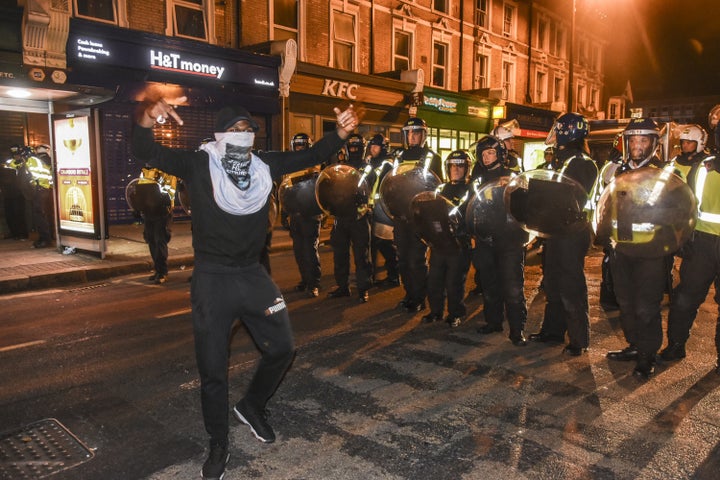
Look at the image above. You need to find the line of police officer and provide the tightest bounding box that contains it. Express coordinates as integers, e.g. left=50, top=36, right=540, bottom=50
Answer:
left=280, top=107, right=720, bottom=379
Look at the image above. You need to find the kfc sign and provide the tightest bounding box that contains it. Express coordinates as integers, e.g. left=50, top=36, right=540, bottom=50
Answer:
left=321, top=79, right=358, bottom=100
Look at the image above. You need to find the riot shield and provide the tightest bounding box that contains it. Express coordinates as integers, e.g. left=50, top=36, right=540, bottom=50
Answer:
left=410, top=191, right=463, bottom=253
left=504, top=169, right=589, bottom=238
left=595, top=167, right=697, bottom=258
left=125, top=178, right=172, bottom=218
left=379, top=164, right=441, bottom=223
left=466, top=177, right=529, bottom=245
left=315, top=164, right=370, bottom=218
left=279, top=169, right=322, bottom=217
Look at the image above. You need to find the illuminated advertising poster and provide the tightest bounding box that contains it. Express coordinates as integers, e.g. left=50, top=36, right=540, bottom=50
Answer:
left=54, top=117, right=95, bottom=234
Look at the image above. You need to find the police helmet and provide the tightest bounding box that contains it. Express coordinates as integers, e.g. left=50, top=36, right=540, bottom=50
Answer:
left=291, top=132, right=312, bottom=151
left=35, top=144, right=51, bottom=155
left=708, top=104, right=720, bottom=130
left=623, top=117, right=660, bottom=164
left=345, top=133, right=365, bottom=155
left=444, top=150, right=471, bottom=180
left=367, top=133, right=389, bottom=157
left=402, top=117, right=428, bottom=148
left=544, top=146, right=555, bottom=156
left=9, top=144, right=21, bottom=156
left=678, top=124, right=707, bottom=153
left=20, top=145, right=35, bottom=157
left=475, top=135, right=508, bottom=171
left=546, top=112, right=589, bottom=147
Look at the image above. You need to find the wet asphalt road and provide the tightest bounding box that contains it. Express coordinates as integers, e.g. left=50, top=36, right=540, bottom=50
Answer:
left=1, top=245, right=719, bottom=480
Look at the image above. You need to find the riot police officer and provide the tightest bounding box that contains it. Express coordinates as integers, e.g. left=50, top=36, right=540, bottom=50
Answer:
left=669, top=124, right=709, bottom=180
left=287, top=133, right=322, bottom=297
left=471, top=136, right=529, bottom=345
left=421, top=150, right=473, bottom=327
left=538, top=146, right=559, bottom=171
left=393, top=117, right=443, bottom=312
left=528, top=113, right=598, bottom=357
left=327, top=133, right=373, bottom=302
left=1, top=145, right=28, bottom=239
left=366, top=133, right=399, bottom=286
left=20, top=146, right=54, bottom=248
left=661, top=123, right=720, bottom=374
left=491, top=125, right=523, bottom=173
left=602, top=118, right=675, bottom=378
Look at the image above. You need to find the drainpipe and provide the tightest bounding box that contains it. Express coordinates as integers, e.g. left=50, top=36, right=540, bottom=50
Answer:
left=525, top=1, right=533, bottom=104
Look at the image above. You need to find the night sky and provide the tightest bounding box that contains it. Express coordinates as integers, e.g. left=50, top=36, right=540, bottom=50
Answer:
left=598, top=0, right=720, bottom=100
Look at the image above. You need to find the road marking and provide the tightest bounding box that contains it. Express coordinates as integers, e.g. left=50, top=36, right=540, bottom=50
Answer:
left=0, top=340, right=47, bottom=352
left=156, top=307, right=192, bottom=319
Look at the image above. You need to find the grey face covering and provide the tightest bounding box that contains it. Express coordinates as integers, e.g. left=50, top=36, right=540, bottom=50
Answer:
left=215, top=131, right=255, bottom=191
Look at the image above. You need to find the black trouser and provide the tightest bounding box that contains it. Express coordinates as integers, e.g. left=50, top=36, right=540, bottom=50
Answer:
left=289, top=213, right=321, bottom=289
left=473, top=240, right=527, bottom=332
left=600, top=247, right=618, bottom=307
left=3, top=192, right=27, bottom=238
left=32, top=187, right=52, bottom=242
left=330, top=213, right=372, bottom=292
left=143, top=213, right=172, bottom=276
left=394, top=220, right=428, bottom=304
left=667, top=231, right=720, bottom=354
left=371, top=235, right=398, bottom=282
left=539, top=224, right=592, bottom=348
left=191, top=261, right=295, bottom=446
left=611, top=250, right=668, bottom=356
left=427, top=246, right=471, bottom=318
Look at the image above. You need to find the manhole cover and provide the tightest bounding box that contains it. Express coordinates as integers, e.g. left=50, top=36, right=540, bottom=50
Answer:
left=0, top=418, right=95, bottom=479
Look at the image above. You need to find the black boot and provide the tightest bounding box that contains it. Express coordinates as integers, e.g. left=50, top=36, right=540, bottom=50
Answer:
left=328, top=286, right=351, bottom=298
left=633, top=352, right=656, bottom=380
left=477, top=323, right=503, bottom=334
left=659, top=342, right=686, bottom=361
left=606, top=344, right=638, bottom=361
left=509, top=329, right=527, bottom=347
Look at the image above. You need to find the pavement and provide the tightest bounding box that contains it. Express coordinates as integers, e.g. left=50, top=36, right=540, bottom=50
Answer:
left=0, top=221, right=329, bottom=294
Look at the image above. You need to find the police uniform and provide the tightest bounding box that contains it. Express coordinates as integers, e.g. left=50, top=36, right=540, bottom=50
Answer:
left=471, top=137, right=529, bottom=345
left=327, top=134, right=373, bottom=302
left=394, top=118, right=443, bottom=312
left=21, top=147, right=54, bottom=248
left=663, top=148, right=720, bottom=374
left=529, top=113, right=598, bottom=356
left=135, top=168, right=176, bottom=283
left=421, top=150, right=473, bottom=327
left=366, top=134, right=399, bottom=285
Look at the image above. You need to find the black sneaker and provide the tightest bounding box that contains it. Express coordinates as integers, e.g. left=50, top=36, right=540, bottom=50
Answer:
left=233, top=398, right=275, bottom=443
left=201, top=442, right=229, bottom=480
left=328, top=286, right=351, bottom=298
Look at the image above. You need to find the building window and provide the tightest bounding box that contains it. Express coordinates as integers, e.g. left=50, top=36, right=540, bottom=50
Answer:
left=167, top=0, right=215, bottom=42
left=503, top=4, right=515, bottom=37
left=272, top=0, right=298, bottom=42
left=577, top=84, right=586, bottom=108
left=394, top=31, right=412, bottom=71
left=474, top=53, right=488, bottom=89
left=432, top=42, right=448, bottom=88
left=332, top=10, right=356, bottom=71
left=535, top=71, right=547, bottom=103
left=475, top=0, right=489, bottom=29
left=74, top=0, right=127, bottom=26
left=537, top=18, right=548, bottom=52
left=502, top=60, right=514, bottom=100
left=554, top=77, right=563, bottom=102
left=552, top=25, right=565, bottom=58
left=433, top=0, right=449, bottom=14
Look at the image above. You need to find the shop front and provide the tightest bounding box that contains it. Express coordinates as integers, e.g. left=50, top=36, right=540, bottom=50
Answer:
left=288, top=63, right=417, bottom=152
left=501, top=102, right=560, bottom=171
left=1, top=14, right=282, bottom=256
left=417, top=87, right=497, bottom=161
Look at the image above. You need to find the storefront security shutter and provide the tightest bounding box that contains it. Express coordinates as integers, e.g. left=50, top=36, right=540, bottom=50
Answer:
left=100, top=103, right=216, bottom=224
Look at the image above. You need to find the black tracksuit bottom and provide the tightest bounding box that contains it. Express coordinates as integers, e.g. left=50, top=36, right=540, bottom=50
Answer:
left=394, top=220, right=428, bottom=304
left=538, top=224, right=592, bottom=348
left=191, top=260, right=295, bottom=446
left=667, top=231, right=720, bottom=355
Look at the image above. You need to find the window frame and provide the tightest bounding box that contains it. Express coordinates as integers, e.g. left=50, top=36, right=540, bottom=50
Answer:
left=535, top=70, right=547, bottom=103
left=165, top=0, right=216, bottom=44
left=330, top=7, right=358, bottom=72
left=474, top=52, right=489, bottom=90
left=433, top=0, right=450, bottom=15
left=475, top=0, right=489, bottom=29
left=73, top=0, right=128, bottom=27
left=501, top=59, right=515, bottom=101
left=393, top=29, right=413, bottom=72
left=270, top=0, right=301, bottom=46
left=502, top=3, right=516, bottom=38
left=431, top=41, right=449, bottom=89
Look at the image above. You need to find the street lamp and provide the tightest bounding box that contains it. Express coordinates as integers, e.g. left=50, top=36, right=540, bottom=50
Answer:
left=567, top=0, right=576, bottom=112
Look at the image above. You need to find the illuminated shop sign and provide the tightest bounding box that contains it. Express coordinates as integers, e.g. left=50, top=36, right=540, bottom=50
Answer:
left=321, top=79, right=358, bottom=100
left=424, top=95, right=457, bottom=113
left=68, top=32, right=277, bottom=88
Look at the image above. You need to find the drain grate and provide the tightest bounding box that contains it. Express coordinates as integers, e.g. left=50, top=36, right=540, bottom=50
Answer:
left=0, top=418, right=95, bottom=479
